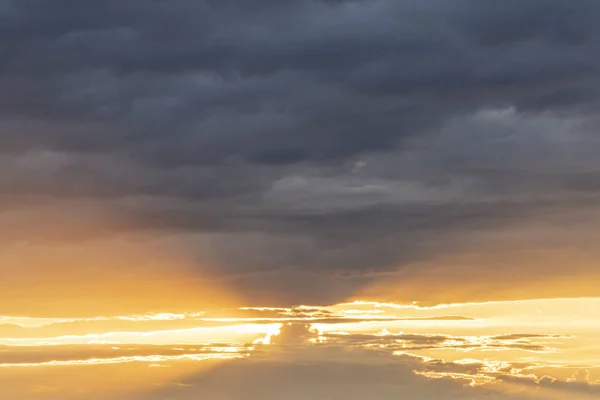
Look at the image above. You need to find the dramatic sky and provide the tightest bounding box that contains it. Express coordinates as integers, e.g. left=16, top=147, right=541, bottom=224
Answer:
left=1, top=0, right=599, bottom=399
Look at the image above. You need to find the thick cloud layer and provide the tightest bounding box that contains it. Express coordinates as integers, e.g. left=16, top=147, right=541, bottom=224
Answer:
left=1, top=0, right=600, bottom=308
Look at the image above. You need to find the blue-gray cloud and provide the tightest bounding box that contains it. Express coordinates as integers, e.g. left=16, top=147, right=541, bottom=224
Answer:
left=1, top=0, right=600, bottom=306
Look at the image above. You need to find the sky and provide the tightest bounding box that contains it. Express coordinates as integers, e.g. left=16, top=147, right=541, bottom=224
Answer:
left=1, top=0, right=599, bottom=399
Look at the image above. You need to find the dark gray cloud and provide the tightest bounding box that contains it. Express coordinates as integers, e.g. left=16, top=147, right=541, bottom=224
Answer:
left=1, top=0, right=600, bottom=306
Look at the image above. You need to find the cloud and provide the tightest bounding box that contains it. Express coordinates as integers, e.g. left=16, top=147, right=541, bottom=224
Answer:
left=1, top=320, right=598, bottom=399
left=0, top=343, right=245, bottom=367
left=139, top=345, right=501, bottom=400
left=1, top=0, right=600, bottom=309
left=322, top=331, right=564, bottom=353
left=139, top=331, right=598, bottom=400
left=497, top=370, right=600, bottom=396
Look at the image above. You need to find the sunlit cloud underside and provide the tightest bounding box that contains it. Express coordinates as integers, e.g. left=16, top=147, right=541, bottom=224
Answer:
left=1, top=298, right=599, bottom=399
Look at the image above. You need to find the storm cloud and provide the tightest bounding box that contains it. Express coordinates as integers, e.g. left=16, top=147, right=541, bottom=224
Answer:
left=1, top=0, right=600, bottom=309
